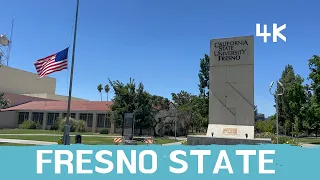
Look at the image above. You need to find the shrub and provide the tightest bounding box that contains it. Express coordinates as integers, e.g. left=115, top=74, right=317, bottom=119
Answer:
left=181, top=139, right=187, bottom=145
left=100, top=129, right=109, bottom=134
left=50, top=119, right=60, bottom=130
left=255, top=132, right=299, bottom=145
left=255, top=119, right=276, bottom=133
left=58, top=117, right=86, bottom=132
left=59, top=118, right=77, bottom=132
left=76, top=120, right=86, bottom=132
left=19, top=120, right=41, bottom=129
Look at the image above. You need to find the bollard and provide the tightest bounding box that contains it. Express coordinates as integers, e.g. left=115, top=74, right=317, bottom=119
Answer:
left=75, top=134, right=82, bottom=144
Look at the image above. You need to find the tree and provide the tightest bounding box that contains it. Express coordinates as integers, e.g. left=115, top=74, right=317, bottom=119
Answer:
left=276, top=65, right=306, bottom=135
left=133, top=83, right=154, bottom=135
left=308, top=55, right=320, bottom=93
left=302, top=97, right=320, bottom=137
left=97, top=84, right=103, bottom=101
left=254, top=105, right=258, bottom=120
left=108, top=78, right=137, bottom=121
left=198, top=54, right=210, bottom=98
left=197, top=54, right=210, bottom=128
left=172, top=91, right=198, bottom=136
left=305, top=55, right=320, bottom=137
left=149, top=95, right=171, bottom=136
left=0, top=93, right=9, bottom=109
left=104, top=84, right=110, bottom=101
left=108, top=78, right=171, bottom=136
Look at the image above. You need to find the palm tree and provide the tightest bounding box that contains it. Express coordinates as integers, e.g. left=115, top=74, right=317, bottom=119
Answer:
left=104, top=84, right=110, bottom=101
left=97, top=84, right=103, bottom=101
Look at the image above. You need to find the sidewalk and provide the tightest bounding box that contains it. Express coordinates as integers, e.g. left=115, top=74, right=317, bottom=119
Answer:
left=0, top=134, right=154, bottom=139
left=299, top=143, right=319, bottom=148
left=162, top=141, right=182, bottom=146
left=0, top=138, right=57, bottom=145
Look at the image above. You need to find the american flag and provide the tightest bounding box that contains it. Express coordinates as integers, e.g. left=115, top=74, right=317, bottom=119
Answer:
left=34, top=48, right=69, bottom=78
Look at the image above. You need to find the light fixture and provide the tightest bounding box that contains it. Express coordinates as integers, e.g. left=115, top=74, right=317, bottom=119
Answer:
left=0, top=35, right=10, bottom=46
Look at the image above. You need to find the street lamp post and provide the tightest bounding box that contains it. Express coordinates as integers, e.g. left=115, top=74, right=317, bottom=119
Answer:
left=269, top=81, right=285, bottom=144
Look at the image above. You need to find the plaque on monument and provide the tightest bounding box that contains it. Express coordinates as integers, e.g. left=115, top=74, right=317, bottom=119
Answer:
left=222, top=128, right=238, bottom=135
left=123, top=113, right=134, bottom=139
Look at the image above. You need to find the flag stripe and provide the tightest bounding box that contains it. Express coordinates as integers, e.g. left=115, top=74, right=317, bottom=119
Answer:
left=39, top=61, right=68, bottom=78
left=39, top=60, right=67, bottom=75
left=34, top=48, right=69, bottom=78
left=39, top=66, right=68, bottom=78
left=39, top=60, right=68, bottom=77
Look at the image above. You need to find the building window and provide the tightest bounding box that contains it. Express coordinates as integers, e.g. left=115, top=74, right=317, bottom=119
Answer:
left=106, top=114, right=111, bottom=127
left=62, top=113, right=75, bottom=119
left=97, top=114, right=111, bottom=128
left=80, top=113, right=93, bottom=127
left=32, top=112, right=44, bottom=125
left=18, top=112, right=29, bottom=124
left=97, top=114, right=105, bottom=128
left=47, top=113, right=59, bottom=125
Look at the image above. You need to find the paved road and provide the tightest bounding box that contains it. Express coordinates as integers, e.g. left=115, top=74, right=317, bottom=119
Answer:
left=0, top=138, right=57, bottom=145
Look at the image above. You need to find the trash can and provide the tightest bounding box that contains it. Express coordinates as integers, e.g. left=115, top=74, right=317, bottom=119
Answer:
left=75, top=134, right=82, bottom=144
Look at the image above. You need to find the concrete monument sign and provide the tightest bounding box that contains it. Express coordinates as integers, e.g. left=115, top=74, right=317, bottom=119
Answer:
left=207, top=35, right=255, bottom=139
left=123, top=113, right=134, bottom=139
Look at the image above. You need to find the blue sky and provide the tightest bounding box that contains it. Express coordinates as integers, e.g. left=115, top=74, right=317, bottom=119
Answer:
left=1, top=0, right=319, bottom=116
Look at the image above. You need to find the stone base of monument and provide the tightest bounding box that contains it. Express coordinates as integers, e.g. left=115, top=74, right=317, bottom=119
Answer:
left=187, top=124, right=271, bottom=145
left=206, top=124, right=256, bottom=139
left=124, top=140, right=138, bottom=145
left=187, top=135, right=271, bottom=145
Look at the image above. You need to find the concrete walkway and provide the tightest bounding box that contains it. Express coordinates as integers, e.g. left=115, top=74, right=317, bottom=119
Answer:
left=162, top=141, right=183, bottom=146
left=300, top=143, right=319, bottom=148
left=0, top=133, right=120, bottom=138
left=0, top=134, right=154, bottom=138
left=0, top=138, right=57, bottom=145
left=166, top=136, right=187, bottom=141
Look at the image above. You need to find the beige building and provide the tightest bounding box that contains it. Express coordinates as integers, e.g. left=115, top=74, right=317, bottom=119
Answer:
left=0, top=100, right=115, bottom=133
left=0, top=66, right=86, bottom=101
left=0, top=66, right=181, bottom=136
left=0, top=100, right=178, bottom=136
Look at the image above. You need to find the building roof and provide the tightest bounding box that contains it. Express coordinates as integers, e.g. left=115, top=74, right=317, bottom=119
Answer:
left=3, top=93, right=57, bottom=108
left=1, top=101, right=112, bottom=112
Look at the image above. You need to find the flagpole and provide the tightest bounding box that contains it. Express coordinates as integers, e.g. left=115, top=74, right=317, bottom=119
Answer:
left=63, top=0, right=80, bottom=145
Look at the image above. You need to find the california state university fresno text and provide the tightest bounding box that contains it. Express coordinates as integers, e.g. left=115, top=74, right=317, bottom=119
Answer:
left=213, top=40, right=248, bottom=61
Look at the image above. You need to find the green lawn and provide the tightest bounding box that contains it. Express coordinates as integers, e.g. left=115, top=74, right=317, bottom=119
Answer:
left=298, top=137, right=320, bottom=145
left=0, top=135, right=177, bottom=145
left=0, top=129, right=110, bottom=135
left=0, top=135, right=115, bottom=145
left=0, top=129, right=178, bottom=145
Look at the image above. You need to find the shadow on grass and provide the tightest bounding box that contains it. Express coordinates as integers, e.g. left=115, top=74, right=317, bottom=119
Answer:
left=310, top=142, right=320, bottom=145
